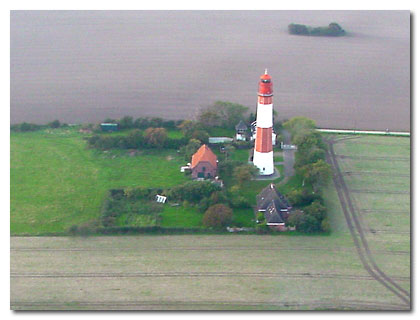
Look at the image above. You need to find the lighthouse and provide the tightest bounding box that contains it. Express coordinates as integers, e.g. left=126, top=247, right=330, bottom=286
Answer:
left=253, top=69, right=274, bottom=175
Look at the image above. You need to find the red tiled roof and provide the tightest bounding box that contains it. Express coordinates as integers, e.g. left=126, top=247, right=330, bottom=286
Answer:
left=191, top=144, right=217, bottom=169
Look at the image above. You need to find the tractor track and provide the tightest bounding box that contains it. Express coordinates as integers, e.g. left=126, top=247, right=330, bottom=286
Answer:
left=360, top=209, right=409, bottom=214
left=326, top=140, right=410, bottom=307
left=342, top=171, right=410, bottom=177
left=336, top=155, right=409, bottom=161
left=10, top=299, right=409, bottom=310
left=350, top=189, right=409, bottom=195
left=10, top=246, right=409, bottom=255
left=10, top=271, right=409, bottom=282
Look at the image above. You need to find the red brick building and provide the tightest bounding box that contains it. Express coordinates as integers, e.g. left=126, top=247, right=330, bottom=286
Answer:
left=191, top=145, right=218, bottom=179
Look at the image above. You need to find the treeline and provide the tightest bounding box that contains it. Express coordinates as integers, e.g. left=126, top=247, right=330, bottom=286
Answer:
left=283, top=116, right=332, bottom=233
left=87, top=128, right=189, bottom=150
left=288, top=22, right=345, bottom=37
left=11, top=119, right=66, bottom=132
left=99, top=116, right=183, bottom=130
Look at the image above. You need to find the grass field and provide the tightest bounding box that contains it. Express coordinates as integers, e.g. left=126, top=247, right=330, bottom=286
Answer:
left=11, top=233, right=408, bottom=310
left=333, top=135, right=410, bottom=293
left=11, top=128, right=189, bottom=234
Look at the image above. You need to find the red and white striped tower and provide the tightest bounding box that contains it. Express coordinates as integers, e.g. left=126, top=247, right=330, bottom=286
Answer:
left=253, top=69, right=274, bottom=175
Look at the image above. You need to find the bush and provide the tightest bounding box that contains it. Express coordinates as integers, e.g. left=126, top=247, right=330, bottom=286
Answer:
left=202, top=204, right=233, bottom=228
left=218, top=159, right=243, bottom=180
left=286, top=189, right=322, bottom=207
left=144, top=127, right=168, bottom=148
left=233, top=164, right=259, bottom=185
left=256, top=222, right=269, bottom=234
left=48, top=120, right=61, bottom=128
left=321, top=219, right=331, bottom=233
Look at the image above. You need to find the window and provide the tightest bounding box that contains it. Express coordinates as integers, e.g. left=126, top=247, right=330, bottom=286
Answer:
left=202, top=166, right=206, bottom=172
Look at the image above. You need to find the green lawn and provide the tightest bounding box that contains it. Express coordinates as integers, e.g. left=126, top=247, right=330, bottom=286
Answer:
left=11, top=128, right=189, bottom=235
left=160, top=205, right=204, bottom=228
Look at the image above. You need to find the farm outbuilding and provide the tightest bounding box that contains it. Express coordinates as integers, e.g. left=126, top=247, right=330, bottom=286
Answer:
left=190, top=144, right=218, bottom=179
left=100, top=123, right=118, bottom=132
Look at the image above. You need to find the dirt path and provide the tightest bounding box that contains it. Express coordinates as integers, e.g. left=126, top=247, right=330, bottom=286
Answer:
left=325, top=138, right=410, bottom=307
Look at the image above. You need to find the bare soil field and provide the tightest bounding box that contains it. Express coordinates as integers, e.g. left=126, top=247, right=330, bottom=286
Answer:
left=11, top=11, right=410, bottom=131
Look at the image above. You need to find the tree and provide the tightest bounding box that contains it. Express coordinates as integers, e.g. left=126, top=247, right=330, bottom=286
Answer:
left=125, top=129, right=144, bottom=149
left=286, top=189, right=323, bottom=207
left=294, top=146, right=326, bottom=167
left=217, top=159, right=242, bottom=180
left=304, top=200, right=327, bottom=222
left=288, top=23, right=309, bottom=35
left=177, top=120, right=196, bottom=137
left=198, top=101, right=249, bottom=129
left=299, top=215, right=321, bottom=233
left=233, top=164, right=259, bottom=185
left=286, top=210, right=305, bottom=228
left=48, top=120, right=61, bottom=128
left=287, top=210, right=321, bottom=233
left=180, top=138, right=202, bottom=161
left=197, top=109, right=221, bottom=128
left=118, top=116, right=134, bottom=129
left=144, top=127, right=168, bottom=148
left=202, top=204, right=233, bottom=228
left=191, top=130, right=209, bottom=144
left=283, top=116, right=316, bottom=137
left=300, top=160, right=332, bottom=190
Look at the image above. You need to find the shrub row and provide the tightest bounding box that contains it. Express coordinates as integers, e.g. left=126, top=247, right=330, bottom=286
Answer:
left=86, top=131, right=188, bottom=150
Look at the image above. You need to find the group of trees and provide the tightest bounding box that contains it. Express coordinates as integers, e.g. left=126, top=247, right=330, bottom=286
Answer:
left=284, top=117, right=332, bottom=192
left=87, top=128, right=189, bottom=150
left=102, top=116, right=184, bottom=130
left=197, top=101, right=249, bottom=130
left=283, top=116, right=332, bottom=233
left=11, top=119, right=66, bottom=132
left=288, top=22, right=346, bottom=37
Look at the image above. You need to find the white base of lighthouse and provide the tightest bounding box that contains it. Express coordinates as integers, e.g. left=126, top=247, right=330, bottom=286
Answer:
left=253, top=150, right=274, bottom=175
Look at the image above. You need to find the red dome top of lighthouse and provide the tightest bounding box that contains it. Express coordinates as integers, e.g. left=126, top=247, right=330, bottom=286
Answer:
left=258, top=69, right=273, bottom=96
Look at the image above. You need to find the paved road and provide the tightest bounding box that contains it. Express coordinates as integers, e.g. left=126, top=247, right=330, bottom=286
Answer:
left=280, top=129, right=295, bottom=178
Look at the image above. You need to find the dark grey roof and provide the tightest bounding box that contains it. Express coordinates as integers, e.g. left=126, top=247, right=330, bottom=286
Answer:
left=264, top=200, right=286, bottom=224
left=235, top=120, right=248, bottom=131
left=256, top=183, right=291, bottom=211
